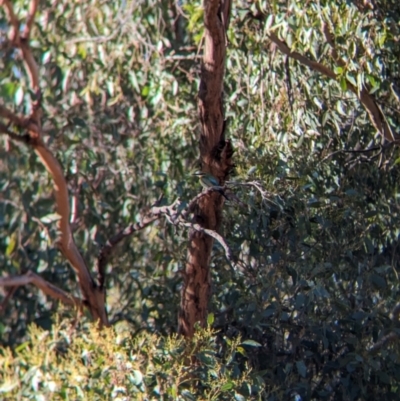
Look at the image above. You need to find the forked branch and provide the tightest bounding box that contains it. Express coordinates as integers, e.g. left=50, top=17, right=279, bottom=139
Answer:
left=96, top=194, right=239, bottom=286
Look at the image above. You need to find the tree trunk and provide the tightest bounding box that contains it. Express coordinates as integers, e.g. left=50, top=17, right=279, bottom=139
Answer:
left=178, top=0, right=233, bottom=337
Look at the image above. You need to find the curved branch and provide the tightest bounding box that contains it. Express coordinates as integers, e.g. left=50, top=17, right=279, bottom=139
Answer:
left=321, top=23, right=397, bottom=143
left=0, top=271, right=82, bottom=309
left=96, top=215, right=159, bottom=289
left=1, top=0, right=108, bottom=326
left=180, top=221, right=236, bottom=266
left=268, top=32, right=336, bottom=79
left=268, top=31, right=398, bottom=143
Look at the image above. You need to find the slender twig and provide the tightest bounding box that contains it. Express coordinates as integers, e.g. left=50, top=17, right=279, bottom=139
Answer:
left=165, top=54, right=202, bottom=61
left=368, top=331, right=399, bottom=353
left=319, top=145, right=381, bottom=165
left=66, top=31, right=122, bottom=45
left=0, top=286, right=17, bottom=312
left=96, top=215, right=160, bottom=289
left=226, top=180, right=281, bottom=208
left=368, top=302, right=400, bottom=353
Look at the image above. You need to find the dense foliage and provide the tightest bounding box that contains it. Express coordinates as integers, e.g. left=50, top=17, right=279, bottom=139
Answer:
left=0, top=320, right=264, bottom=400
left=2, top=0, right=400, bottom=399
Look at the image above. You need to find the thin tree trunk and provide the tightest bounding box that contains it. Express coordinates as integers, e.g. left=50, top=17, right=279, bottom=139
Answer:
left=178, top=0, right=233, bottom=337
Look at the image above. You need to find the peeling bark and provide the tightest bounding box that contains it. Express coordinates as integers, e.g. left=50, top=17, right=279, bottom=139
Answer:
left=179, top=0, right=233, bottom=337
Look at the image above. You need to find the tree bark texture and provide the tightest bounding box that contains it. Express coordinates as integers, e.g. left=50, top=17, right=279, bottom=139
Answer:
left=178, top=0, right=233, bottom=337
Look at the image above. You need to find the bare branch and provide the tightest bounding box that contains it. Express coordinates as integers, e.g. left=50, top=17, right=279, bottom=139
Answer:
left=368, top=302, right=400, bottom=353
left=0, top=123, right=31, bottom=144
left=369, top=331, right=399, bottom=354
left=96, top=215, right=160, bottom=289
left=21, top=45, right=40, bottom=93
left=268, top=32, right=336, bottom=79
left=1, top=1, right=108, bottom=326
left=95, top=198, right=182, bottom=287
left=1, top=0, right=20, bottom=41
left=66, top=32, right=121, bottom=45
left=0, top=286, right=17, bottom=312
left=165, top=54, right=202, bottom=61
left=95, top=189, right=239, bottom=292
left=2, top=0, right=40, bottom=93
left=391, top=302, right=400, bottom=320
left=0, top=105, right=31, bottom=128
left=24, top=0, right=39, bottom=39
left=321, top=23, right=397, bottom=143
left=268, top=31, right=399, bottom=143
left=0, top=271, right=82, bottom=309
left=180, top=221, right=236, bottom=266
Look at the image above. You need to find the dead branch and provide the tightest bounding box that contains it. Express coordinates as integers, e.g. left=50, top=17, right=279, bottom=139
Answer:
left=268, top=32, right=336, bottom=79
left=96, top=191, right=239, bottom=287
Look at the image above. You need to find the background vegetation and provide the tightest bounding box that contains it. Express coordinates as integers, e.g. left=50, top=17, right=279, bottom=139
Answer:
left=2, top=0, right=400, bottom=399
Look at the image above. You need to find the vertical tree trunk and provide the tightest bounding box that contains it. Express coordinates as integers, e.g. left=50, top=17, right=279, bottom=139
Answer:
left=178, top=0, right=233, bottom=337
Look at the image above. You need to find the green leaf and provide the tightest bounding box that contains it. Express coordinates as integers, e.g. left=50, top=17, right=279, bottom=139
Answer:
left=241, top=340, right=261, bottom=347
left=296, top=360, right=307, bottom=378
left=14, top=86, right=24, bottom=106
left=0, top=381, right=19, bottom=393
left=40, top=213, right=61, bottom=224
left=346, top=73, right=357, bottom=87
left=141, top=85, right=150, bottom=97
left=369, top=273, right=386, bottom=289
left=340, top=76, right=347, bottom=91
left=221, top=382, right=234, bottom=392
left=130, top=370, right=143, bottom=386
left=5, top=233, right=17, bottom=256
